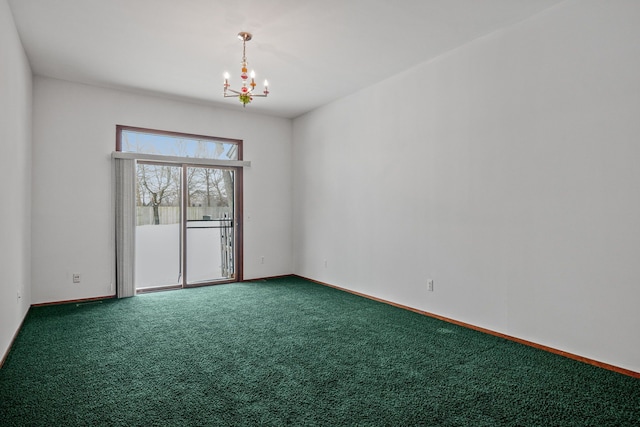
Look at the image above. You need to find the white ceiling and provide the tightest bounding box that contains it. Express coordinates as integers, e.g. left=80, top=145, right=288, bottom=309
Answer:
left=8, top=0, right=564, bottom=118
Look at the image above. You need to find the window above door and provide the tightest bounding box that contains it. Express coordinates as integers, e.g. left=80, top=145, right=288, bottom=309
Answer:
left=116, top=125, right=242, bottom=161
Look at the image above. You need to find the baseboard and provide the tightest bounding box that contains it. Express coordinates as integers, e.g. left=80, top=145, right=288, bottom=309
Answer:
left=0, top=306, right=31, bottom=369
left=295, top=275, right=640, bottom=379
left=243, top=274, right=295, bottom=283
left=31, top=294, right=115, bottom=307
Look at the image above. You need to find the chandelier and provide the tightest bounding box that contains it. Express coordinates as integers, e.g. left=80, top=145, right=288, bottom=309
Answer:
left=223, top=32, right=269, bottom=106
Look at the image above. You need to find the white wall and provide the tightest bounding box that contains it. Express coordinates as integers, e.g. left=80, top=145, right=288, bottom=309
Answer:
left=292, top=0, right=640, bottom=373
left=0, top=0, right=32, bottom=360
left=32, top=77, right=292, bottom=304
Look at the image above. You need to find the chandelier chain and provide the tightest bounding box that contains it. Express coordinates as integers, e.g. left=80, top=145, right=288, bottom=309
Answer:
left=242, top=40, right=247, bottom=64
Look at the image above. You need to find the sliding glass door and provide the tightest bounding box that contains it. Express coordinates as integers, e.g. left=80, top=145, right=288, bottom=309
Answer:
left=135, top=162, right=239, bottom=292
left=185, top=166, right=235, bottom=284
left=135, top=162, right=182, bottom=291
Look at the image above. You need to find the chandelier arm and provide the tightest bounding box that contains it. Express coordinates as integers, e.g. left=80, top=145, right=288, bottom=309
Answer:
left=225, top=91, right=267, bottom=99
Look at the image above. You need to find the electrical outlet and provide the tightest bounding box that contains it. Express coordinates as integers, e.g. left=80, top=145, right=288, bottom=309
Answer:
left=427, top=279, right=434, bottom=292
left=324, top=260, right=328, bottom=268
left=73, top=273, right=81, bottom=284
left=261, top=256, right=265, bottom=264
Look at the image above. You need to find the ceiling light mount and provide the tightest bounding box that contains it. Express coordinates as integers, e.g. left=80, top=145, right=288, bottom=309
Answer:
left=223, top=31, right=269, bottom=107
left=237, top=31, right=252, bottom=42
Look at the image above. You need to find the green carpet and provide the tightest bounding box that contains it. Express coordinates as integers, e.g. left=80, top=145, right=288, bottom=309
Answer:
left=1, top=276, right=638, bottom=426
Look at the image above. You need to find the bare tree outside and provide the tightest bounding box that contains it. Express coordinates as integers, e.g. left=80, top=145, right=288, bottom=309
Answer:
left=137, top=164, right=180, bottom=225
left=189, top=141, right=234, bottom=209
left=123, top=129, right=236, bottom=222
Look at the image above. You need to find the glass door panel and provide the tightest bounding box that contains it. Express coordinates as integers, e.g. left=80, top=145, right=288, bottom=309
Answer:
left=135, top=163, right=182, bottom=290
left=185, top=167, right=235, bottom=284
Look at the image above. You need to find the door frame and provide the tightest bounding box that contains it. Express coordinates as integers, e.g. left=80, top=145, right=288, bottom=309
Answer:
left=116, top=125, right=244, bottom=292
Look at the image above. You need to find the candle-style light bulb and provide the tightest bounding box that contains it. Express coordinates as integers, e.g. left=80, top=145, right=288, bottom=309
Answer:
left=250, top=70, right=256, bottom=88
left=223, top=72, right=230, bottom=95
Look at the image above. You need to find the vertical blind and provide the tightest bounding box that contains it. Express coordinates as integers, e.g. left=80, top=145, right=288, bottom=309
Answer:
left=114, top=157, right=136, bottom=298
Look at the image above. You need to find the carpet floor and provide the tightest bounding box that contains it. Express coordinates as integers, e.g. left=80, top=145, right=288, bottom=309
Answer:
left=1, top=276, right=638, bottom=426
